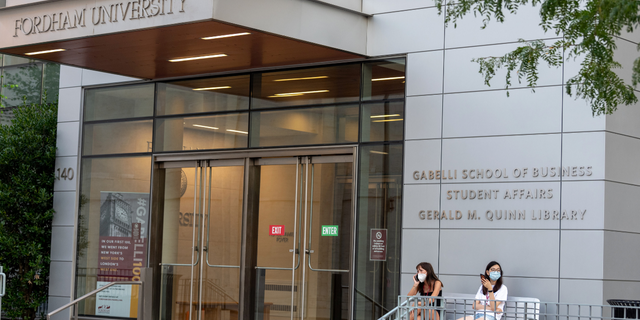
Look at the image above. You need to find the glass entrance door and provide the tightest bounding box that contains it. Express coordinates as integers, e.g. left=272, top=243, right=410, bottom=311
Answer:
left=255, top=156, right=353, bottom=320
left=155, top=151, right=355, bottom=320
left=159, top=160, right=244, bottom=320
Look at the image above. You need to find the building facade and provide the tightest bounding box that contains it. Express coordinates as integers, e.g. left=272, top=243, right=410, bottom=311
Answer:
left=0, top=53, right=59, bottom=125
left=1, top=0, right=639, bottom=319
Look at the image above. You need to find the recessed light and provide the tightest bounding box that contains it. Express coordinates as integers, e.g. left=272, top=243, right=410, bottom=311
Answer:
left=372, top=119, right=404, bottom=122
left=192, top=86, right=231, bottom=91
left=268, top=90, right=329, bottom=98
left=370, top=114, right=401, bottom=118
left=169, top=54, right=227, bottom=62
left=371, top=76, right=405, bottom=81
left=202, top=32, right=250, bottom=40
left=25, top=49, right=65, bottom=55
left=370, top=150, right=388, bottom=155
left=193, top=124, right=219, bottom=130
left=226, top=129, right=248, bottom=134
left=274, top=76, right=328, bottom=82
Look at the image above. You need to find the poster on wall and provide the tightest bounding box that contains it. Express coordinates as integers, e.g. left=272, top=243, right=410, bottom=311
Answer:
left=95, top=282, right=134, bottom=318
left=95, top=192, right=149, bottom=318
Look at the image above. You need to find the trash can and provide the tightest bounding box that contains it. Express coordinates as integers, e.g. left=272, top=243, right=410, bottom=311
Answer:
left=607, top=300, right=640, bottom=319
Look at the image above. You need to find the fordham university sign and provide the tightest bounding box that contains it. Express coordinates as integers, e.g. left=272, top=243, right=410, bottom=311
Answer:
left=13, top=0, right=187, bottom=37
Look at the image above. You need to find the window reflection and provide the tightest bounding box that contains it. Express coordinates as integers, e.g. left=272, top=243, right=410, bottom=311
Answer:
left=43, top=63, right=61, bottom=104
left=156, top=75, right=250, bottom=116
left=1, top=64, right=43, bottom=107
left=249, top=105, right=359, bottom=147
left=84, top=84, right=155, bottom=121
left=75, top=156, right=152, bottom=315
left=83, top=120, right=153, bottom=155
left=361, top=101, right=404, bottom=142
left=363, top=59, right=406, bottom=101
left=155, top=113, right=249, bottom=152
left=252, top=64, right=361, bottom=109
left=355, top=144, right=403, bottom=319
left=2, top=54, right=35, bottom=66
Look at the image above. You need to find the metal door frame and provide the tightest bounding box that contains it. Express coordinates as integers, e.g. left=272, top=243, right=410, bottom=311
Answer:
left=152, top=145, right=359, bottom=320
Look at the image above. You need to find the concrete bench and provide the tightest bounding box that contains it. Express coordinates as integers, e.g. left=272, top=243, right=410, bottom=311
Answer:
left=442, top=293, right=540, bottom=320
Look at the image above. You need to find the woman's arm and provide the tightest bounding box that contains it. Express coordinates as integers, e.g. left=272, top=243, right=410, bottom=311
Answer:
left=493, top=286, right=508, bottom=313
left=407, top=284, right=419, bottom=296
left=408, top=274, right=420, bottom=296
left=486, top=291, right=497, bottom=311
left=482, top=278, right=498, bottom=311
left=473, top=285, right=486, bottom=310
left=427, top=280, right=442, bottom=303
left=430, top=281, right=442, bottom=297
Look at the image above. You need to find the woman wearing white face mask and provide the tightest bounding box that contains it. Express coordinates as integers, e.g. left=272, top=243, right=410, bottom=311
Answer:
left=408, top=262, right=443, bottom=320
left=458, top=261, right=508, bottom=320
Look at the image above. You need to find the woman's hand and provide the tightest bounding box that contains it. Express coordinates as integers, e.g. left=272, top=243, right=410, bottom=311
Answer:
left=481, top=277, right=492, bottom=290
left=407, top=274, right=420, bottom=296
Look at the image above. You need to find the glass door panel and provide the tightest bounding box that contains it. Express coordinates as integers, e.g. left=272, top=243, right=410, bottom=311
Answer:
left=159, top=164, right=202, bottom=320
left=201, top=165, right=244, bottom=318
left=255, top=162, right=302, bottom=320
left=255, top=156, right=353, bottom=320
left=304, top=161, right=352, bottom=320
left=159, top=161, right=244, bottom=320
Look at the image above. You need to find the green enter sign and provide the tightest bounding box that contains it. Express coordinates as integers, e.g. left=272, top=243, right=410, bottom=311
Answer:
left=321, top=225, right=339, bottom=236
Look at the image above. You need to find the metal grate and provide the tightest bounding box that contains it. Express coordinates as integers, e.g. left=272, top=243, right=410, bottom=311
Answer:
left=265, top=284, right=297, bottom=292
left=271, top=305, right=298, bottom=312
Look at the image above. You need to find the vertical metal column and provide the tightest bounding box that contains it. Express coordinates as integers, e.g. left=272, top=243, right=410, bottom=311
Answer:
left=238, top=158, right=261, bottom=320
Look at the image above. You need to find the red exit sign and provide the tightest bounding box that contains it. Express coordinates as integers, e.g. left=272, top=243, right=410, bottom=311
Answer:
left=269, top=225, right=285, bottom=236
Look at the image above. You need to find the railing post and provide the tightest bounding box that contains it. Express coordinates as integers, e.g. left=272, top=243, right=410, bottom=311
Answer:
left=74, top=302, right=79, bottom=320
left=137, top=270, right=145, bottom=320
left=0, top=265, right=5, bottom=318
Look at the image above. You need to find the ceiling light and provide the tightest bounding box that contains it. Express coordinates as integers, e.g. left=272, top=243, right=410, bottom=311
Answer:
left=370, top=150, right=388, bottom=155
left=193, top=124, right=219, bottom=130
left=202, top=32, right=250, bottom=40
left=371, top=76, right=405, bottom=81
left=268, top=90, right=329, bottom=98
left=370, top=114, right=400, bottom=118
left=372, top=119, right=404, bottom=122
left=274, top=76, right=328, bottom=82
left=25, top=49, right=65, bottom=55
left=226, top=129, right=248, bottom=134
left=169, top=54, right=227, bottom=62
left=192, top=86, right=231, bottom=91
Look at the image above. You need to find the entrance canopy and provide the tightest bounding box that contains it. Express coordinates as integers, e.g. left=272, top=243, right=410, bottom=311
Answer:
left=0, top=0, right=366, bottom=79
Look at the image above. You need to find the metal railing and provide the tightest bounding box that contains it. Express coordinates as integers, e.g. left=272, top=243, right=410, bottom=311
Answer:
left=379, top=296, right=640, bottom=320
left=46, top=281, right=143, bottom=320
left=357, top=288, right=391, bottom=314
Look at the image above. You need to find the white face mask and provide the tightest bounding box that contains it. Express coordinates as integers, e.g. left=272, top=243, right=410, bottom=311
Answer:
left=418, top=273, right=427, bottom=282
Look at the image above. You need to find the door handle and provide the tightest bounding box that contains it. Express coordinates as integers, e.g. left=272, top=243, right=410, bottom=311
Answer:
left=305, top=249, right=314, bottom=254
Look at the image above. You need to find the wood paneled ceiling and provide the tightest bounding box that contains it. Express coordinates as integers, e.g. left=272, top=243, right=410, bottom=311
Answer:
left=0, top=20, right=363, bottom=80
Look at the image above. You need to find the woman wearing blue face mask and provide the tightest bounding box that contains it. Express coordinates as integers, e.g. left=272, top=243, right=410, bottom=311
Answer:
left=459, top=261, right=508, bottom=320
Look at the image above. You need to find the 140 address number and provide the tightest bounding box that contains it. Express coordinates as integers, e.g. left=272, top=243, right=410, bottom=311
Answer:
left=56, top=167, right=74, bottom=181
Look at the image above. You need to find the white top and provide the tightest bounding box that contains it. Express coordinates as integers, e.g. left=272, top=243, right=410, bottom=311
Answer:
left=474, top=284, right=509, bottom=320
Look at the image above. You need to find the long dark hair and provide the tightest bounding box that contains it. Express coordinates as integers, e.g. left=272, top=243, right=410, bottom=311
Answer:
left=482, top=261, right=503, bottom=295
left=416, top=262, right=442, bottom=294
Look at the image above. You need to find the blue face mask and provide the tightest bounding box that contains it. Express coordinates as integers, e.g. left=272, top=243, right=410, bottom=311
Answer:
left=489, top=271, right=501, bottom=281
